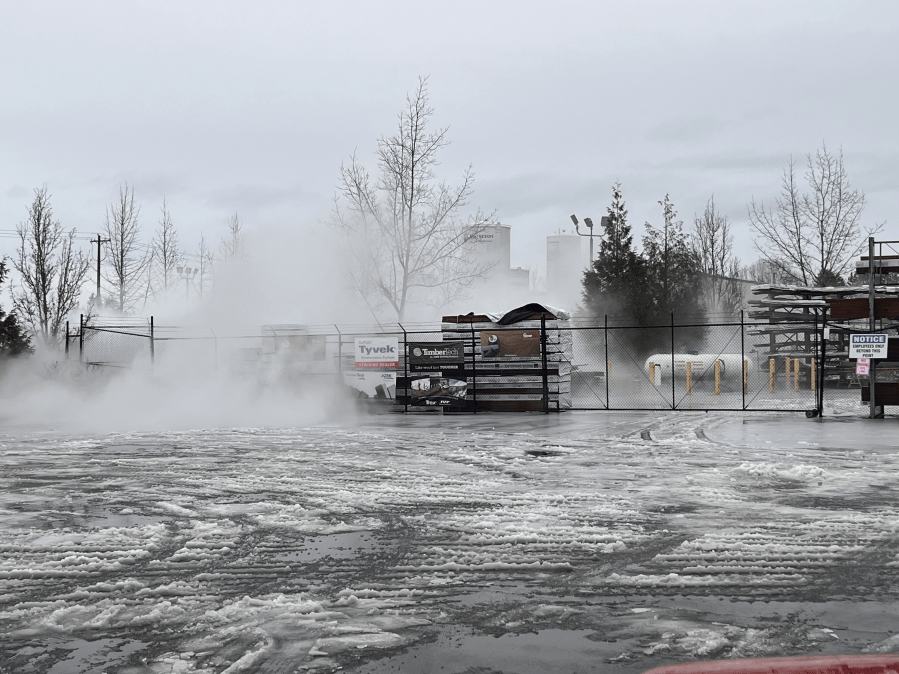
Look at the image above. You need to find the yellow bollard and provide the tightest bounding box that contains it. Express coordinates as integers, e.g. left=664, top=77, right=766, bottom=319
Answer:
left=811, top=358, right=816, bottom=391
left=769, top=358, right=775, bottom=392
left=794, top=359, right=800, bottom=392
left=785, top=357, right=792, bottom=389
left=649, top=361, right=655, bottom=385
left=743, top=359, right=748, bottom=395
left=686, top=361, right=692, bottom=395
left=715, top=360, right=721, bottom=395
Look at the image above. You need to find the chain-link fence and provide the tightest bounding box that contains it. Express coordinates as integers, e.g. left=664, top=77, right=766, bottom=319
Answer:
left=79, top=324, right=154, bottom=369
left=63, top=315, right=892, bottom=415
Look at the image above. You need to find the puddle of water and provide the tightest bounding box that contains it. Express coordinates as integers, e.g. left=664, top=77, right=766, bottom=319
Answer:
left=46, top=637, right=145, bottom=674
left=79, top=509, right=165, bottom=529
left=352, top=627, right=630, bottom=674
left=275, top=531, right=381, bottom=561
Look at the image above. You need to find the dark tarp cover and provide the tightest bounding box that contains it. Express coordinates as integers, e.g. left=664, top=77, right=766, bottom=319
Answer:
left=496, top=303, right=569, bottom=325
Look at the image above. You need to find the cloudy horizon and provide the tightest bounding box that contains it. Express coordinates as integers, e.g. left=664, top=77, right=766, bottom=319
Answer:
left=2, top=0, right=897, bottom=305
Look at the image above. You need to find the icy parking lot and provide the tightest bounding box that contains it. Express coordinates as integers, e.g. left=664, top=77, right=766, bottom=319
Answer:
left=1, top=411, right=898, bottom=673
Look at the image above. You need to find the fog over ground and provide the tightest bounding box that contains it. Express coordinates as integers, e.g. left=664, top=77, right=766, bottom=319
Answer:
left=1, top=0, right=897, bottom=290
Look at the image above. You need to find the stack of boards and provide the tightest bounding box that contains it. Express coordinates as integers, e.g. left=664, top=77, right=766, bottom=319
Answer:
left=397, top=310, right=573, bottom=412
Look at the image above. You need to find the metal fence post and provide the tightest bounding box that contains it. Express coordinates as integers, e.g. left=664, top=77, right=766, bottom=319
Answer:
left=541, top=313, right=549, bottom=413
left=335, top=325, right=342, bottom=385
left=868, top=236, right=878, bottom=417
left=670, top=312, right=675, bottom=410
left=65, top=320, right=70, bottom=359
left=740, top=310, right=746, bottom=409
left=818, top=308, right=826, bottom=417
left=604, top=315, right=609, bottom=409
left=79, top=314, right=84, bottom=363
left=150, top=316, right=155, bottom=366
left=401, top=325, right=408, bottom=414
left=470, top=326, right=477, bottom=414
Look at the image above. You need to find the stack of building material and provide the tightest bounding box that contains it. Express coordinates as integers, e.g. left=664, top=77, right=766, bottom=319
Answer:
left=439, top=305, right=573, bottom=412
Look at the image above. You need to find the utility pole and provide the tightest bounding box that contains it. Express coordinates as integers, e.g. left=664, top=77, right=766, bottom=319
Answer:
left=91, top=234, right=110, bottom=306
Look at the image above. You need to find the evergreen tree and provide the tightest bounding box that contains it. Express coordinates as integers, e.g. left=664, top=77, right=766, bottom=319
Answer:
left=581, top=182, right=645, bottom=320
left=0, top=259, right=33, bottom=357
left=641, top=195, right=704, bottom=323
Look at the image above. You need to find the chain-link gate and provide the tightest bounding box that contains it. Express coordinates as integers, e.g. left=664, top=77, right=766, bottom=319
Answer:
left=63, top=313, right=889, bottom=416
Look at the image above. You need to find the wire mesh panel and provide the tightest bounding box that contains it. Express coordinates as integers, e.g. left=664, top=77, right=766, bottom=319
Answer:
left=671, top=323, right=744, bottom=411
left=606, top=325, right=673, bottom=410
left=570, top=326, right=607, bottom=409
left=397, top=329, right=450, bottom=410
left=82, top=326, right=152, bottom=369
left=742, top=320, right=820, bottom=412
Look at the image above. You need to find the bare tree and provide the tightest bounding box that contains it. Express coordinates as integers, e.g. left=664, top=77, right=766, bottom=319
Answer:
left=329, top=77, right=492, bottom=321
left=218, top=213, right=243, bottom=261
left=12, top=186, right=90, bottom=344
left=195, top=233, right=214, bottom=299
left=150, top=198, right=183, bottom=300
left=103, top=183, right=150, bottom=312
left=741, top=258, right=796, bottom=285
left=748, top=144, right=882, bottom=286
left=692, top=195, right=744, bottom=315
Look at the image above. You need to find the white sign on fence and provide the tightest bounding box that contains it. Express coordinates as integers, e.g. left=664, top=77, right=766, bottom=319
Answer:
left=856, top=357, right=870, bottom=376
left=849, top=334, right=888, bottom=359
left=354, top=337, right=399, bottom=369
left=344, top=371, right=396, bottom=398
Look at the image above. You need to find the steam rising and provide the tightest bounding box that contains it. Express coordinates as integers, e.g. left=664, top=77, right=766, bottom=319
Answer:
left=0, top=223, right=382, bottom=433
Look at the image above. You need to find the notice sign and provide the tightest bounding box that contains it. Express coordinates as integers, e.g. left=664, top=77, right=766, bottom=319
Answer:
left=480, top=330, right=541, bottom=358
left=849, top=334, right=888, bottom=359
left=354, top=337, right=399, bottom=369
left=408, top=341, right=464, bottom=371
left=856, top=358, right=870, bottom=376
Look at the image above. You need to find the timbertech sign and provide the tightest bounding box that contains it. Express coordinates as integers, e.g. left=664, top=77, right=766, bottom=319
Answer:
left=408, top=341, right=464, bottom=371
left=849, top=334, right=888, bottom=359
left=354, top=337, right=399, bottom=369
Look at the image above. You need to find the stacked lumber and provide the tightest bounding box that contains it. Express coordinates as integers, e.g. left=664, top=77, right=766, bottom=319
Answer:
left=436, top=310, right=573, bottom=412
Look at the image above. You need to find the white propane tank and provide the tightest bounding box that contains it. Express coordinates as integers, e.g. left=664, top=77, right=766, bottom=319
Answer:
left=643, top=354, right=748, bottom=380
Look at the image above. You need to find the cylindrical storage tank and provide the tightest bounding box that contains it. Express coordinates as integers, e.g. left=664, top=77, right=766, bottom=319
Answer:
left=469, top=223, right=511, bottom=273
left=643, top=354, right=748, bottom=380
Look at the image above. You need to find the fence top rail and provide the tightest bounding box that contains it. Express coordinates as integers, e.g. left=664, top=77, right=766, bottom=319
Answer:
left=83, top=327, right=152, bottom=339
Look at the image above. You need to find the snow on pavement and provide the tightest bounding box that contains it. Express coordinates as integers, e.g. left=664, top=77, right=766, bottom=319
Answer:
left=0, top=412, right=897, bottom=673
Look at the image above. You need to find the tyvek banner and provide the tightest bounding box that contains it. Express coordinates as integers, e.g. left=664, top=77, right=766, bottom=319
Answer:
left=354, top=337, right=399, bottom=369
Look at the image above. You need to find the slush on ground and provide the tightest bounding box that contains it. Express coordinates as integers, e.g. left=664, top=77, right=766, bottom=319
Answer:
left=0, top=412, right=897, bottom=673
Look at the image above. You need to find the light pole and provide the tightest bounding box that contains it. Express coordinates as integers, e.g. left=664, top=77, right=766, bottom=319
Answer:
left=570, top=214, right=609, bottom=265
left=177, top=266, right=198, bottom=300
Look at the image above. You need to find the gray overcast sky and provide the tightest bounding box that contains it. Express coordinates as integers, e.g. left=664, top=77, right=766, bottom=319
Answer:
left=1, top=0, right=897, bottom=274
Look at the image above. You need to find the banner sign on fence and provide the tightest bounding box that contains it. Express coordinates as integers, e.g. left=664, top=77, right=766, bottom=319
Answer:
left=856, top=357, right=870, bottom=376
left=408, top=341, right=464, bottom=371
left=344, top=371, right=396, bottom=399
left=480, top=330, right=541, bottom=358
left=354, top=337, right=399, bottom=369
left=410, top=376, right=467, bottom=407
left=849, top=334, right=888, bottom=359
